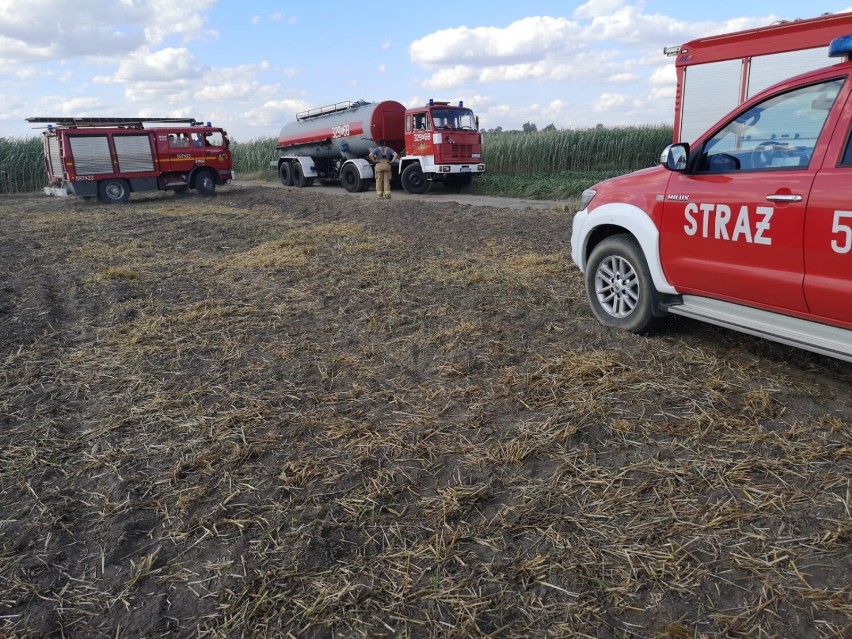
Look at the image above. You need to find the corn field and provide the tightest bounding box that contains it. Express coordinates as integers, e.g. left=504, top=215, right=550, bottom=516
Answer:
left=0, top=126, right=673, bottom=194
left=482, top=125, right=673, bottom=174
left=0, top=137, right=45, bottom=194
left=230, top=137, right=278, bottom=181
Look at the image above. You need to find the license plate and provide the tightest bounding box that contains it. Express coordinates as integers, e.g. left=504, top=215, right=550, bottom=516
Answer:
left=461, top=167, right=470, bottom=173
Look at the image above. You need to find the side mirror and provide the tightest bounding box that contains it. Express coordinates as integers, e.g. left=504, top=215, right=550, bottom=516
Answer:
left=661, top=143, right=689, bottom=171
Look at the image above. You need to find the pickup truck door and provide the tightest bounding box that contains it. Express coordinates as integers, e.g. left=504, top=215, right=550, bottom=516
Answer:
left=803, top=87, right=852, bottom=328
left=659, top=78, right=844, bottom=313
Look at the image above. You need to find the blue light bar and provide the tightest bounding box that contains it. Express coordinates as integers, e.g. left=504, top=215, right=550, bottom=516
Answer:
left=459, top=101, right=463, bottom=107
left=429, top=98, right=434, bottom=106
left=828, top=34, right=852, bottom=58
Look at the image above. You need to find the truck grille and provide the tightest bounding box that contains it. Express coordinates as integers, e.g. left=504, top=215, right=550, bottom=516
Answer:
left=448, top=144, right=475, bottom=159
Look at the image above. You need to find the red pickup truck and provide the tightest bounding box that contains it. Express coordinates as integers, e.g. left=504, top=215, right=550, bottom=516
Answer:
left=571, top=33, right=852, bottom=362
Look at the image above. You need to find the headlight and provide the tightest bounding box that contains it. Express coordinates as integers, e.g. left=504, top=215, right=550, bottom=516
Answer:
left=579, top=188, right=597, bottom=210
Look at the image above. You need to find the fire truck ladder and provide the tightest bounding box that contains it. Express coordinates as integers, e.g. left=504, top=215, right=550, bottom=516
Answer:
left=26, top=117, right=201, bottom=129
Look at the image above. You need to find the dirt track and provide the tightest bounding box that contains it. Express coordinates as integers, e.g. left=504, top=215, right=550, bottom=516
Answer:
left=0, top=184, right=850, bottom=638
left=233, top=179, right=568, bottom=211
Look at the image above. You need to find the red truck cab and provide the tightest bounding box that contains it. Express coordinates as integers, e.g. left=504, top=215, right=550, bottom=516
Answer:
left=571, top=34, right=852, bottom=362
left=399, top=100, right=485, bottom=193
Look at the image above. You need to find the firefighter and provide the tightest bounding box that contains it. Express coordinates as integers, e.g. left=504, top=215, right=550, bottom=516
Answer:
left=368, top=140, right=398, bottom=199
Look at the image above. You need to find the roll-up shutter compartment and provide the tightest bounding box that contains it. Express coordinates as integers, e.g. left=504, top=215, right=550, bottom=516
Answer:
left=68, top=136, right=113, bottom=175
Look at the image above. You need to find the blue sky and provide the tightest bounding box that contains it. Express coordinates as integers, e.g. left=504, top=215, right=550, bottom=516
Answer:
left=2, top=1, right=852, bottom=141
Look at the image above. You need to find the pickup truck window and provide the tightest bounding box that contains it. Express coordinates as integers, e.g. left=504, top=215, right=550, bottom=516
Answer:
left=698, top=78, right=844, bottom=173
left=841, top=130, right=852, bottom=165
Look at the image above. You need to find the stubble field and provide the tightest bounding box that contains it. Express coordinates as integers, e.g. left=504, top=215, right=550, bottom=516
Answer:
left=0, top=184, right=850, bottom=638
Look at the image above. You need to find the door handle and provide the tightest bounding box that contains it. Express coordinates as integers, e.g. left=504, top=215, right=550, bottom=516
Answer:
left=765, top=193, right=803, bottom=202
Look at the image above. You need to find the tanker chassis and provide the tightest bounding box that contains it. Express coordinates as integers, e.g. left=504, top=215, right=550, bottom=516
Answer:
left=274, top=99, right=485, bottom=194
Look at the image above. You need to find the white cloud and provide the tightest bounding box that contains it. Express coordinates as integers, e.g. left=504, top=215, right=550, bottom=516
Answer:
left=574, top=0, right=630, bottom=20
left=422, top=65, right=475, bottom=90
left=142, top=0, right=218, bottom=45
left=410, top=17, right=583, bottom=67
left=649, top=64, right=675, bottom=86
left=195, top=80, right=280, bottom=103
left=0, top=1, right=217, bottom=64
left=95, top=47, right=207, bottom=83
left=594, top=92, right=627, bottom=113
left=241, top=98, right=313, bottom=131
left=407, top=4, right=802, bottom=132
left=57, top=97, right=104, bottom=114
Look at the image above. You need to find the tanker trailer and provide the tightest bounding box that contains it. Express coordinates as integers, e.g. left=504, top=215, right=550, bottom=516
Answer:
left=275, top=99, right=405, bottom=192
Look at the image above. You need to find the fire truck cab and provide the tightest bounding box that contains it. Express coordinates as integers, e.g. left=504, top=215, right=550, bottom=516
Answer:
left=571, top=26, right=852, bottom=362
left=400, top=100, right=485, bottom=194
left=26, top=117, right=234, bottom=204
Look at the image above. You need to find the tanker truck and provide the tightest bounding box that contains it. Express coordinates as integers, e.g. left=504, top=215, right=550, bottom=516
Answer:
left=274, top=99, right=485, bottom=194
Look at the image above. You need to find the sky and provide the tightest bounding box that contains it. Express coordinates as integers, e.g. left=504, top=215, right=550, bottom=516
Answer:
left=2, top=0, right=852, bottom=142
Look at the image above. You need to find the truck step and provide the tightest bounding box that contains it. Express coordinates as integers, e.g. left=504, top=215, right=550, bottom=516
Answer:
left=667, top=295, right=852, bottom=362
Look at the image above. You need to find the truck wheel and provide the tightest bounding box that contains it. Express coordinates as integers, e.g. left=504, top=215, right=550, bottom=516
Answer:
left=292, top=162, right=308, bottom=187
left=98, top=179, right=130, bottom=204
left=279, top=162, right=294, bottom=186
left=402, top=164, right=430, bottom=194
left=196, top=171, right=216, bottom=196
left=340, top=164, right=362, bottom=192
left=585, top=235, right=661, bottom=333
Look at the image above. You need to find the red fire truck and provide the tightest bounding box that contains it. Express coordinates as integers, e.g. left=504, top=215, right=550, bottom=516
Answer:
left=274, top=99, right=484, bottom=194
left=26, top=117, right=234, bottom=204
left=571, top=14, right=852, bottom=362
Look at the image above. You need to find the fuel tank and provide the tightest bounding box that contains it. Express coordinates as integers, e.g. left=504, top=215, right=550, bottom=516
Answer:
left=276, top=100, right=405, bottom=158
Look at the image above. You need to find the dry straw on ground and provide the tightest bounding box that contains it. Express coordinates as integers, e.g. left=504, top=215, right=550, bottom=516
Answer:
left=0, top=185, right=850, bottom=638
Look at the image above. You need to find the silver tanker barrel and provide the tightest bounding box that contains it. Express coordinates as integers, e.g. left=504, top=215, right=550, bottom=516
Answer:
left=276, top=99, right=406, bottom=158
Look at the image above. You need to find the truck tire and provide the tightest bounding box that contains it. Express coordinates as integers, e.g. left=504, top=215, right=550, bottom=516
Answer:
left=292, top=162, right=308, bottom=187
left=401, top=164, right=430, bottom=194
left=279, top=162, right=294, bottom=186
left=585, top=234, right=662, bottom=333
left=340, top=164, right=362, bottom=193
left=196, top=171, right=216, bottom=196
left=98, top=178, right=130, bottom=204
